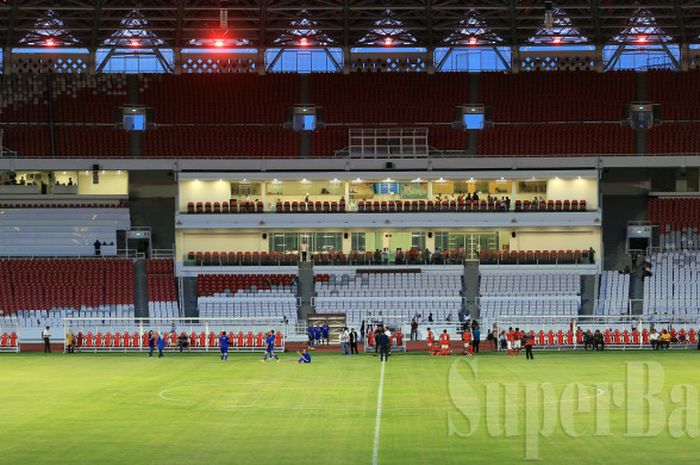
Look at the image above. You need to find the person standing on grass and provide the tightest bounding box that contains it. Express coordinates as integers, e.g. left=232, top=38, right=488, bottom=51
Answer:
left=340, top=327, right=350, bottom=355
left=42, top=326, right=51, bottom=353
left=377, top=330, right=390, bottom=362
left=349, top=328, right=358, bottom=354
left=65, top=327, right=74, bottom=353
left=157, top=332, right=165, bottom=358
left=472, top=326, right=481, bottom=354
left=321, top=323, right=330, bottom=346
left=410, top=318, right=418, bottom=341
left=263, top=330, right=280, bottom=363
left=360, top=320, right=366, bottom=342
left=219, top=331, right=229, bottom=361
left=524, top=331, right=535, bottom=360
left=147, top=330, right=156, bottom=357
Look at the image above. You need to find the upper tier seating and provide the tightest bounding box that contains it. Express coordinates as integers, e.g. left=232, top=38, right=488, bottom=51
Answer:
left=643, top=251, right=700, bottom=315
left=648, top=70, right=700, bottom=120
left=197, top=273, right=298, bottom=324
left=1, top=126, right=129, bottom=158
left=314, top=271, right=463, bottom=324
left=0, top=207, right=130, bottom=256
left=479, top=273, right=581, bottom=321
left=596, top=271, right=630, bottom=315
left=0, top=258, right=135, bottom=327
left=309, top=73, right=470, bottom=124
left=141, top=74, right=298, bottom=124
left=481, top=71, right=635, bottom=122
left=0, top=74, right=128, bottom=124
left=479, top=124, right=635, bottom=155
left=146, top=258, right=178, bottom=319
left=648, top=197, right=700, bottom=232
left=649, top=124, right=700, bottom=154
left=143, top=126, right=298, bottom=158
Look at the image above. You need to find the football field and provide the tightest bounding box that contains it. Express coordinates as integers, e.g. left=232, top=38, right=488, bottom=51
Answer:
left=1, top=350, right=698, bottom=465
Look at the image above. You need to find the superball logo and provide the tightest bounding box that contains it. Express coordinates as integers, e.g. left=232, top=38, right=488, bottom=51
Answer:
left=447, top=359, right=699, bottom=460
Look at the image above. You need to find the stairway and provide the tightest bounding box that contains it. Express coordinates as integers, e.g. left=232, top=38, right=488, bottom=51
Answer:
left=133, top=258, right=148, bottom=318
left=579, top=274, right=595, bottom=315
left=298, top=261, right=314, bottom=321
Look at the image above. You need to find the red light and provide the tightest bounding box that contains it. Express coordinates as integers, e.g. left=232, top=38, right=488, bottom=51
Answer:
left=130, top=39, right=140, bottom=48
left=383, top=37, right=393, bottom=46
left=299, top=37, right=309, bottom=47
left=45, top=38, right=55, bottom=47
left=552, top=36, right=562, bottom=45
left=468, top=37, right=477, bottom=46
left=214, top=39, right=224, bottom=48
left=637, top=35, right=647, bottom=44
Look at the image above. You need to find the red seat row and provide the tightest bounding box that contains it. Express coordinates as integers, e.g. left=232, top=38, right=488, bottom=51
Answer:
left=188, top=252, right=299, bottom=267
left=0, top=202, right=127, bottom=209
left=479, top=249, right=593, bottom=265
left=528, top=328, right=697, bottom=347
left=73, top=330, right=283, bottom=349
left=0, top=259, right=134, bottom=313
left=514, top=200, right=587, bottom=212
left=146, top=259, right=177, bottom=303
left=187, top=200, right=263, bottom=214
left=276, top=201, right=345, bottom=213
left=0, top=332, right=18, bottom=348
left=197, top=274, right=295, bottom=296
left=648, top=197, right=700, bottom=230
left=358, top=199, right=510, bottom=213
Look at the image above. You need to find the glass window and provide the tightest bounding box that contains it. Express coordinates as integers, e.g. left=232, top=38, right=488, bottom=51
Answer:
left=435, top=47, right=510, bottom=72
left=265, top=48, right=342, bottom=73
left=603, top=44, right=679, bottom=71
left=351, top=232, right=366, bottom=252
left=411, top=232, right=426, bottom=250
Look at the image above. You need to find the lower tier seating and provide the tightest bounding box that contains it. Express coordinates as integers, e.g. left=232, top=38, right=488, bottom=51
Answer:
left=643, top=251, right=700, bottom=316
left=479, top=272, right=581, bottom=321
left=314, top=271, right=462, bottom=325
left=146, top=258, right=179, bottom=319
left=596, top=271, right=630, bottom=315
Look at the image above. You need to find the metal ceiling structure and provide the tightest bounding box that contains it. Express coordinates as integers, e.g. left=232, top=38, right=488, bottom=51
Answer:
left=1, top=1, right=700, bottom=50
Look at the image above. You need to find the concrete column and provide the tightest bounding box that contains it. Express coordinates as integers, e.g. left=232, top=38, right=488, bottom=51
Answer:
left=467, top=73, right=480, bottom=156
left=634, top=72, right=648, bottom=156
left=427, top=181, right=433, bottom=200
left=3, top=48, right=11, bottom=74
left=260, top=182, right=267, bottom=210
left=343, top=47, right=351, bottom=74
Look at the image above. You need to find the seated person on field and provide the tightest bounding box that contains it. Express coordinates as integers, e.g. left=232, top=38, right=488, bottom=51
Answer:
left=297, top=349, right=311, bottom=364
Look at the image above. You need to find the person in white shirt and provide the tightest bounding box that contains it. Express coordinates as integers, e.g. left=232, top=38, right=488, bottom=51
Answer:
left=42, top=326, right=51, bottom=353
left=340, top=328, right=350, bottom=355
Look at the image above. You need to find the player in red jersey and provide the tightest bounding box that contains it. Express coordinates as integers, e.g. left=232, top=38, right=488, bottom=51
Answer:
left=506, top=327, right=515, bottom=357
left=512, top=328, right=522, bottom=356
left=426, top=327, right=435, bottom=353
left=439, top=330, right=451, bottom=355
left=462, top=329, right=472, bottom=356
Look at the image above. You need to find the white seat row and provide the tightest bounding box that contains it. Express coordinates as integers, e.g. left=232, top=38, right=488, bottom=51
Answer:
left=644, top=250, right=700, bottom=315
left=597, top=271, right=630, bottom=315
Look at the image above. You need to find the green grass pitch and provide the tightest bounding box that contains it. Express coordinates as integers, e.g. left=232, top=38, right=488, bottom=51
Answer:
left=1, top=350, right=699, bottom=465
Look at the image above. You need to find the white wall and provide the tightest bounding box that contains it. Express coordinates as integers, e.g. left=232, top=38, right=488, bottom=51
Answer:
left=178, top=231, right=268, bottom=255
left=179, top=180, right=231, bottom=211
left=75, top=171, right=128, bottom=195
left=546, top=178, right=598, bottom=209
left=509, top=228, right=601, bottom=254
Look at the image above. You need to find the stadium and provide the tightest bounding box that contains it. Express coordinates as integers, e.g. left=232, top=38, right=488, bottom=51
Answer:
left=1, top=1, right=700, bottom=464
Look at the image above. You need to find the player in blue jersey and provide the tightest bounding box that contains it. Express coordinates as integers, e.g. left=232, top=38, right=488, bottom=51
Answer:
left=314, top=325, right=322, bottom=346
left=307, top=325, right=315, bottom=349
left=297, top=348, right=311, bottom=364
left=321, top=323, right=330, bottom=345
left=219, top=331, right=229, bottom=361
left=262, top=330, right=280, bottom=363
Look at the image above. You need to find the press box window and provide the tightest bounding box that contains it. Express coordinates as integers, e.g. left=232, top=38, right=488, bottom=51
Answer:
left=453, top=104, right=492, bottom=131
left=116, top=105, right=154, bottom=131
left=285, top=105, right=325, bottom=132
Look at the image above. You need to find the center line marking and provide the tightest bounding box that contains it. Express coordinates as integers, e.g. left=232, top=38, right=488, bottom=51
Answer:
left=372, top=361, right=386, bottom=465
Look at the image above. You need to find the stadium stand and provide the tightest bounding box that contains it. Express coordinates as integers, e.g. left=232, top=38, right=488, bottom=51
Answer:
left=643, top=250, right=700, bottom=315
left=197, top=274, right=298, bottom=325
left=146, top=259, right=179, bottom=319
left=648, top=197, right=700, bottom=234
left=0, top=207, right=130, bottom=256
left=648, top=69, right=700, bottom=121
left=186, top=251, right=300, bottom=266
left=314, top=271, right=462, bottom=325
left=596, top=271, right=631, bottom=315
left=479, top=249, right=593, bottom=265
left=0, top=258, right=135, bottom=328
left=479, top=273, right=581, bottom=320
